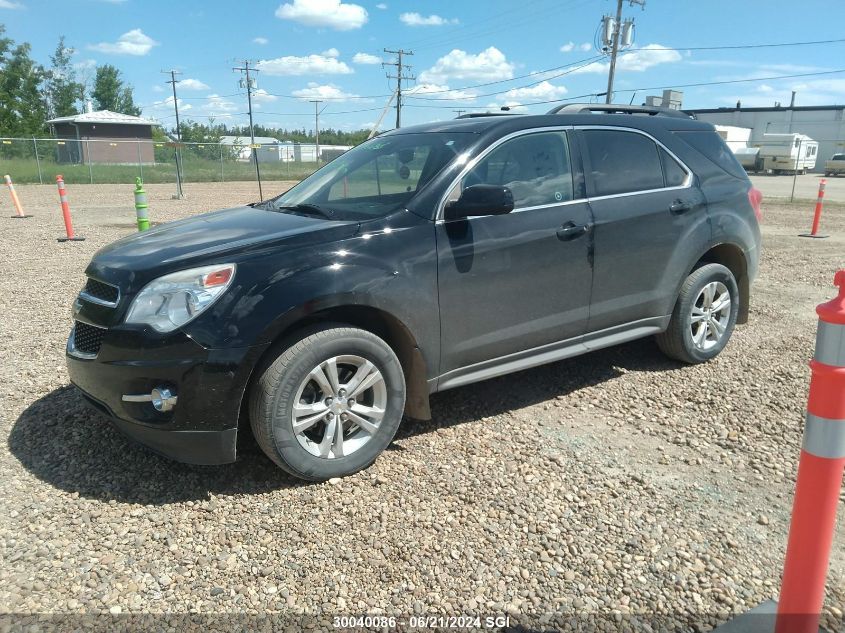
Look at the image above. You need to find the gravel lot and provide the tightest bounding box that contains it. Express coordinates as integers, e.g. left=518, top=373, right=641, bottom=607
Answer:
left=749, top=173, right=845, bottom=204
left=1, top=181, right=844, bottom=631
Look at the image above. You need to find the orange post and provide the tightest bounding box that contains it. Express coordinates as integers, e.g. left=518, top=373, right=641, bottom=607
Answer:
left=775, top=270, right=845, bottom=633
left=5, top=174, right=31, bottom=218
left=800, top=178, right=828, bottom=238
left=56, top=175, right=84, bottom=242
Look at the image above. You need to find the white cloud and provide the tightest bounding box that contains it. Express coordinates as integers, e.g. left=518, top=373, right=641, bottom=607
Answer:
left=251, top=89, right=278, bottom=103
left=275, top=0, right=368, bottom=30
left=253, top=36, right=269, bottom=45
left=0, top=0, right=24, bottom=8
left=258, top=53, right=353, bottom=76
left=419, top=47, right=514, bottom=84
left=177, top=78, right=210, bottom=91
left=561, top=42, right=591, bottom=53
left=573, top=44, right=681, bottom=74
left=321, top=47, right=340, bottom=58
left=73, top=58, right=97, bottom=72
left=375, top=2, right=387, bottom=8
left=352, top=52, right=381, bottom=65
left=502, top=81, right=567, bottom=102
left=152, top=85, right=164, bottom=93
left=399, top=12, right=458, bottom=26
left=150, top=95, right=192, bottom=112
left=406, top=83, right=478, bottom=102
left=88, top=28, right=159, bottom=56
left=201, top=94, right=240, bottom=115
left=292, top=82, right=360, bottom=101
left=484, top=81, right=568, bottom=112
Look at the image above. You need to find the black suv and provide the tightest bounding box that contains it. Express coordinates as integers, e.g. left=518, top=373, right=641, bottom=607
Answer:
left=67, top=104, right=762, bottom=481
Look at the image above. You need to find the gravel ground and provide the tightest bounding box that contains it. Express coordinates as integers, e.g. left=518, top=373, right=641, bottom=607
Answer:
left=1, top=182, right=844, bottom=632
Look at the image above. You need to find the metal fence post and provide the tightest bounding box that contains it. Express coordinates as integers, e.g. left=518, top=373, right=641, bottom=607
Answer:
left=85, top=139, right=93, bottom=184
left=220, top=144, right=224, bottom=182
left=790, top=138, right=802, bottom=203
left=136, top=139, right=144, bottom=180
left=32, top=136, right=43, bottom=184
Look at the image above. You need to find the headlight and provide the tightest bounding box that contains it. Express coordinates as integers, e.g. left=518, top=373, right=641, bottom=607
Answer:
left=125, top=264, right=236, bottom=333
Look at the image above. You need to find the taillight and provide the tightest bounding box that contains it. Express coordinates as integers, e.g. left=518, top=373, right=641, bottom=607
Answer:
left=748, top=186, right=763, bottom=221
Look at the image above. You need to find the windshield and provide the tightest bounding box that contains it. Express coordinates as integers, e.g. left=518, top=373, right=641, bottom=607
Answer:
left=269, top=132, right=475, bottom=220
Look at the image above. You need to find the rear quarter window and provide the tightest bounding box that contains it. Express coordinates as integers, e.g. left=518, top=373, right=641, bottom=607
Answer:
left=673, top=130, right=748, bottom=180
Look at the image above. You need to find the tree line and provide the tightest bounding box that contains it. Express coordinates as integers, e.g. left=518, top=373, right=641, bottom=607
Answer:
left=1, top=24, right=372, bottom=146
left=175, top=120, right=371, bottom=147
left=0, top=25, right=141, bottom=137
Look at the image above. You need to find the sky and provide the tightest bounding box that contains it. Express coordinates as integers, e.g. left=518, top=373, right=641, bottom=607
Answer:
left=3, top=0, right=845, bottom=133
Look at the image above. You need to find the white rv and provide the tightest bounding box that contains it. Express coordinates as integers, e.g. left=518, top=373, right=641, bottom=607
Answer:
left=755, top=133, right=819, bottom=174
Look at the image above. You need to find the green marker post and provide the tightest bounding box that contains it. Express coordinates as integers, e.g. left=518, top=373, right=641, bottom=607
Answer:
left=134, top=177, right=150, bottom=231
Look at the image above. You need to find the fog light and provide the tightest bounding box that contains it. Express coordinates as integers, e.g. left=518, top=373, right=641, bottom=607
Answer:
left=151, top=387, right=177, bottom=412
left=122, top=386, right=178, bottom=412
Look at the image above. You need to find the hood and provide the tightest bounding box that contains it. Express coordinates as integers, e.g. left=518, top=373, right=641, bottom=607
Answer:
left=88, top=205, right=359, bottom=279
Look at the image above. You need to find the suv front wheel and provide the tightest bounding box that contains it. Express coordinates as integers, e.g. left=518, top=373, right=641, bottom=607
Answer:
left=250, top=326, right=406, bottom=481
left=656, top=263, right=739, bottom=364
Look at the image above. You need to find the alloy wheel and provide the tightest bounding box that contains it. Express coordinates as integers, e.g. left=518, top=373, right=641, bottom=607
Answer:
left=689, top=281, right=731, bottom=351
left=291, top=355, right=387, bottom=459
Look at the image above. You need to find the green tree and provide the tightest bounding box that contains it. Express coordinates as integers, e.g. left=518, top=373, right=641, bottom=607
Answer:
left=0, top=26, right=48, bottom=136
left=92, top=64, right=140, bottom=115
left=46, top=36, right=83, bottom=118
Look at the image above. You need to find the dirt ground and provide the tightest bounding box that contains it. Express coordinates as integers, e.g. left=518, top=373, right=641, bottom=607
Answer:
left=749, top=173, right=845, bottom=204
left=0, top=180, right=843, bottom=631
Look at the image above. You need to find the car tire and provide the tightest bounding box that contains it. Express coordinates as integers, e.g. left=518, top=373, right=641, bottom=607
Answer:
left=249, top=325, right=406, bottom=481
left=655, top=263, right=740, bottom=364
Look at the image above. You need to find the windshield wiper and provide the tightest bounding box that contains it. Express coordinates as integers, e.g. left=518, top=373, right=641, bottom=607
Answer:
left=272, top=203, right=336, bottom=220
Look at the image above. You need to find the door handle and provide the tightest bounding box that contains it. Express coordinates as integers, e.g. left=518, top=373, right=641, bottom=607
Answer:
left=669, top=199, right=693, bottom=213
left=556, top=221, right=590, bottom=241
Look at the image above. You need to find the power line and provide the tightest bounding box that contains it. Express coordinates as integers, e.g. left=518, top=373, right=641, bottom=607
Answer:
left=233, top=60, right=263, bottom=200
left=403, top=68, right=845, bottom=111
left=383, top=48, right=415, bottom=128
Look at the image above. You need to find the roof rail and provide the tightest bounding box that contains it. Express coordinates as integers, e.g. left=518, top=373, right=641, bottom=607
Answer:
left=546, top=103, right=695, bottom=119
left=456, top=112, right=521, bottom=119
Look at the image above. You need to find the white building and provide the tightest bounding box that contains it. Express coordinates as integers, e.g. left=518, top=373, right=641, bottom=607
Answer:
left=690, top=105, right=845, bottom=173
left=218, top=136, right=351, bottom=163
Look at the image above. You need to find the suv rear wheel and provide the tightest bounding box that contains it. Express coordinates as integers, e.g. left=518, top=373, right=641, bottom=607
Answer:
left=250, top=326, right=406, bottom=481
left=656, top=263, right=739, bottom=364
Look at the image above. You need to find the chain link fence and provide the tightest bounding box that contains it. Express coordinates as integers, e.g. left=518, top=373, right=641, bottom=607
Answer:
left=0, top=137, right=321, bottom=186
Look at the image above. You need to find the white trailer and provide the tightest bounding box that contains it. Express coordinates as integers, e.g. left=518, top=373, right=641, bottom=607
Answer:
left=755, top=133, right=819, bottom=174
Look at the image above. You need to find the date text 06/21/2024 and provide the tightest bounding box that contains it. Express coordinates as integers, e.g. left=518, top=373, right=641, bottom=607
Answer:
left=333, top=615, right=512, bottom=629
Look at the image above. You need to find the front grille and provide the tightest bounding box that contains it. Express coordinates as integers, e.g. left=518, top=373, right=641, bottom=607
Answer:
left=83, top=278, right=119, bottom=305
left=73, top=321, right=106, bottom=356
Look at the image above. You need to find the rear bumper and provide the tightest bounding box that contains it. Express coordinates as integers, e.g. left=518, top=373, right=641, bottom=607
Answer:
left=67, top=327, right=266, bottom=465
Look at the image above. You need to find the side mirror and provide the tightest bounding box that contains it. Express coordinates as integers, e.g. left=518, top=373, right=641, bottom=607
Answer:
left=444, top=184, right=514, bottom=221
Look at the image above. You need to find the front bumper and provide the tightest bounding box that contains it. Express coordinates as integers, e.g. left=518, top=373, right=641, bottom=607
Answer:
left=66, top=327, right=264, bottom=465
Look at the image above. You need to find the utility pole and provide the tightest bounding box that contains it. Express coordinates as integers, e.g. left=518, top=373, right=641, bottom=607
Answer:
left=309, top=99, right=324, bottom=165
left=453, top=109, right=466, bottom=117
left=383, top=48, right=414, bottom=129
left=162, top=69, right=184, bottom=198
left=233, top=60, right=263, bottom=201
left=602, top=0, right=645, bottom=104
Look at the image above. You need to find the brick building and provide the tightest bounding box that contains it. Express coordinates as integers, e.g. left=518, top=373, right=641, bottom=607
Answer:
left=47, top=110, right=158, bottom=165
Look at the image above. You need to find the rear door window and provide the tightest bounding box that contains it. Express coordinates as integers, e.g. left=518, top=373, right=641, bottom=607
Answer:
left=660, top=147, right=688, bottom=187
left=581, top=129, right=664, bottom=196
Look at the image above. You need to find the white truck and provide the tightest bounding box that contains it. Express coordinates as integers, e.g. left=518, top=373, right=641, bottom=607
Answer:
left=756, top=133, right=819, bottom=175
left=824, top=153, right=845, bottom=176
